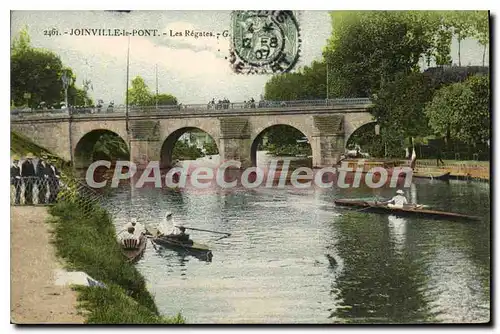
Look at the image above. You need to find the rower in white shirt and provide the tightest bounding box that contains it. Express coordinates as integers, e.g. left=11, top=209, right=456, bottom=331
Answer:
left=381, top=189, right=408, bottom=208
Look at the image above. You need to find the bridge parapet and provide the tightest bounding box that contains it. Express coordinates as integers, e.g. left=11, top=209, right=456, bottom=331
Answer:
left=11, top=98, right=372, bottom=119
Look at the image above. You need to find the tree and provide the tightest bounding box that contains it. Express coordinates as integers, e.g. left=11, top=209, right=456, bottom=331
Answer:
left=11, top=31, right=65, bottom=108
left=11, top=28, right=90, bottom=109
left=371, top=72, right=434, bottom=146
left=155, top=93, right=177, bottom=106
left=446, top=11, right=476, bottom=66
left=92, top=133, right=129, bottom=162
left=425, top=74, right=490, bottom=146
left=323, top=11, right=441, bottom=97
left=266, top=125, right=305, bottom=147
left=203, top=141, right=218, bottom=155
left=69, top=86, right=93, bottom=106
left=471, top=11, right=489, bottom=67
left=127, top=76, right=179, bottom=108
left=128, top=76, right=154, bottom=106
left=11, top=26, right=31, bottom=55
left=264, top=61, right=327, bottom=100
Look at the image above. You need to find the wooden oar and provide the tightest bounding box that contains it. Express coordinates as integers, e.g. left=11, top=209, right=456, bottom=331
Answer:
left=175, top=225, right=231, bottom=236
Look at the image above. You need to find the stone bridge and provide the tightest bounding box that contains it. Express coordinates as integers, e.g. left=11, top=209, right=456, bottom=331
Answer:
left=11, top=100, right=375, bottom=169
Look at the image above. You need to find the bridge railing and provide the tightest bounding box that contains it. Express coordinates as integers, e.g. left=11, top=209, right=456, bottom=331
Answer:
left=11, top=98, right=372, bottom=117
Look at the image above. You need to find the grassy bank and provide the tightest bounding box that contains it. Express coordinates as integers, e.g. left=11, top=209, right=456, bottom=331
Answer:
left=47, top=201, right=183, bottom=323
left=11, top=131, right=184, bottom=324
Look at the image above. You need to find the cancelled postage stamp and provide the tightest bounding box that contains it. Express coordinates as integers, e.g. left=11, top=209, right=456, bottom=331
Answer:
left=229, top=10, right=301, bottom=74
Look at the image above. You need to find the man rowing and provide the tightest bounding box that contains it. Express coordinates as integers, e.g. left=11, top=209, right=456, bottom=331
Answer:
left=378, top=189, right=408, bottom=208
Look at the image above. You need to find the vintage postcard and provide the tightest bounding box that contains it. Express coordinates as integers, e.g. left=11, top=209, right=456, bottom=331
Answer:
left=10, top=9, right=490, bottom=325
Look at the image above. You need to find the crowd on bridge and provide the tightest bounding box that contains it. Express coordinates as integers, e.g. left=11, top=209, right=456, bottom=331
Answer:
left=206, top=97, right=289, bottom=110
left=11, top=97, right=371, bottom=116
left=10, top=153, right=61, bottom=205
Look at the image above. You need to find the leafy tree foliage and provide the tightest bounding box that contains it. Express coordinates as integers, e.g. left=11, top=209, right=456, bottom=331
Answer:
left=172, top=140, right=204, bottom=160
left=128, top=76, right=154, bottom=106
left=471, top=11, right=490, bottom=66
left=203, top=141, right=219, bottom=155
left=128, top=76, right=178, bottom=108
left=155, top=93, right=178, bottom=106
left=92, top=133, right=129, bottom=162
left=265, top=125, right=306, bottom=147
left=371, top=72, right=435, bottom=143
left=425, top=74, right=489, bottom=146
left=264, top=61, right=327, bottom=100
left=11, top=28, right=92, bottom=108
left=324, top=11, right=441, bottom=97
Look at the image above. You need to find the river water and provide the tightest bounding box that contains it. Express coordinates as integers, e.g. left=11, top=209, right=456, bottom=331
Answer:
left=104, top=154, right=490, bottom=324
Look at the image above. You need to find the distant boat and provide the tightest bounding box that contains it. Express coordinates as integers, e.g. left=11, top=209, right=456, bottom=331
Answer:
left=334, top=199, right=480, bottom=221
left=412, top=171, right=450, bottom=181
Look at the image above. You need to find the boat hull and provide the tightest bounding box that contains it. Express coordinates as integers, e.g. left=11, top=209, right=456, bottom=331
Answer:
left=412, top=171, right=450, bottom=181
left=152, top=237, right=213, bottom=262
left=334, top=199, right=480, bottom=221
left=122, top=235, right=147, bottom=263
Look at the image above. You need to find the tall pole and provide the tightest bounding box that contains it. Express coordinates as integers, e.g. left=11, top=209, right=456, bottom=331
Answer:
left=155, top=64, right=159, bottom=110
left=126, top=36, right=130, bottom=133
left=61, top=71, right=74, bottom=166
left=326, top=61, right=329, bottom=100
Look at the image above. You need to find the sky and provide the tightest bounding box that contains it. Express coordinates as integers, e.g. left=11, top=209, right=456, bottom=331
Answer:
left=11, top=10, right=489, bottom=105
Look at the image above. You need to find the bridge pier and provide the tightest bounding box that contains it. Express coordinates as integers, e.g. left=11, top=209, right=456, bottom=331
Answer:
left=129, top=139, right=161, bottom=169
left=219, top=118, right=252, bottom=169
left=219, top=138, right=252, bottom=169
left=311, top=134, right=344, bottom=168
left=311, top=115, right=345, bottom=168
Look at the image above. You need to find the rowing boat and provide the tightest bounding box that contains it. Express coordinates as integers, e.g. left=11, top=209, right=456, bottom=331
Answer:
left=334, top=199, right=480, bottom=221
left=121, top=235, right=147, bottom=263
left=152, top=235, right=213, bottom=262
left=412, top=171, right=450, bottom=181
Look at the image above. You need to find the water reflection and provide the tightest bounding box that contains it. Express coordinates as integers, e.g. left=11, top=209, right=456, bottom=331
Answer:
left=103, top=171, right=490, bottom=323
left=388, top=215, right=407, bottom=255
left=328, top=212, right=436, bottom=323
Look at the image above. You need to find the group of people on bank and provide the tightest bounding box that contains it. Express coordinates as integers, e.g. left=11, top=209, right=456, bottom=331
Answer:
left=10, top=153, right=61, bottom=205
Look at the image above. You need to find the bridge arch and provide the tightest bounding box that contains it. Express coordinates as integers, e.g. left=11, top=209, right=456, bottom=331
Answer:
left=74, top=129, right=130, bottom=169
left=250, top=124, right=313, bottom=167
left=160, top=127, right=219, bottom=168
left=343, top=113, right=376, bottom=147
left=345, top=121, right=378, bottom=148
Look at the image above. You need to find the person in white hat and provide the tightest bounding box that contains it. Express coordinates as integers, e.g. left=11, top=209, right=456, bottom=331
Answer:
left=385, top=189, right=408, bottom=208
left=123, top=218, right=145, bottom=236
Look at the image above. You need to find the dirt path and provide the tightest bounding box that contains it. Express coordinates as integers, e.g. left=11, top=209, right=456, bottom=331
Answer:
left=11, top=206, right=84, bottom=324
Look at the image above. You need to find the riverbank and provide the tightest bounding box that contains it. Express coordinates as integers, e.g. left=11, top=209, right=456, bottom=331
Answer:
left=11, top=130, right=184, bottom=324
left=45, top=198, right=184, bottom=324
left=11, top=206, right=83, bottom=324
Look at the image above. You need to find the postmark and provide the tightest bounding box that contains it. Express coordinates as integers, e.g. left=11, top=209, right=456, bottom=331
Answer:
left=229, top=10, right=301, bottom=74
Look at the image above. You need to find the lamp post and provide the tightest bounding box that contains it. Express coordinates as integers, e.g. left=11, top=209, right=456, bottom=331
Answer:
left=62, top=70, right=74, bottom=166
left=61, top=70, right=70, bottom=112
